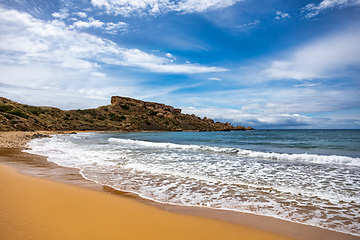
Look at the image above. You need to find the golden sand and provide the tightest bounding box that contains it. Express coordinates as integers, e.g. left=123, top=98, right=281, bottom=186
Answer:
left=0, top=164, right=294, bottom=240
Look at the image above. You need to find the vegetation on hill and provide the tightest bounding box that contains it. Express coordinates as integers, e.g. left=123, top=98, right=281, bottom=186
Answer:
left=0, top=96, right=253, bottom=132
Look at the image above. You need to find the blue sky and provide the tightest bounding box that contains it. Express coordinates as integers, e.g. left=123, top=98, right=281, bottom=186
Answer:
left=0, top=0, right=359, bottom=129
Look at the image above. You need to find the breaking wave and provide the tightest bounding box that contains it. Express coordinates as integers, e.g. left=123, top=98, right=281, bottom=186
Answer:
left=108, top=138, right=360, bottom=167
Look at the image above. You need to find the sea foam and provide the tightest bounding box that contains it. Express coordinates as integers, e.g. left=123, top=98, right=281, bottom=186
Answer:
left=108, top=138, right=360, bottom=167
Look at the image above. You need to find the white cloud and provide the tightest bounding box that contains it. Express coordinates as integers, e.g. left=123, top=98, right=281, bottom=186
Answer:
left=238, top=20, right=260, bottom=28
left=76, top=12, right=87, bottom=18
left=172, top=0, right=242, bottom=13
left=69, top=17, right=129, bottom=34
left=160, top=34, right=210, bottom=51
left=275, top=10, right=290, bottom=20
left=52, top=11, right=69, bottom=19
left=90, top=0, right=243, bottom=16
left=104, top=21, right=129, bottom=34
left=0, top=9, right=109, bottom=70
left=182, top=95, right=360, bottom=128
left=166, top=53, right=175, bottom=58
left=91, top=71, right=107, bottom=77
left=0, top=6, right=227, bottom=110
left=103, top=48, right=226, bottom=73
left=0, top=63, right=152, bottom=110
left=145, top=63, right=226, bottom=74
left=70, top=17, right=105, bottom=29
left=293, top=82, right=321, bottom=87
left=174, top=82, right=360, bottom=128
left=208, top=77, right=221, bottom=81
left=0, top=62, right=207, bottom=110
left=233, top=87, right=359, bottom=115
left=264, top=27, right=360, bottom=80
left=302, top=0, right=360, bottom=18
left=182, top=106, right=316, bottom=128
left=0, top=7, right=224, bottom=75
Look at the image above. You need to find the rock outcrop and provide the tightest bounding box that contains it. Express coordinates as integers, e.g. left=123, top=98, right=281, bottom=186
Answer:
left=0, top=96, right=253, bottom=132
left=111, top=96, right=182, bottom=114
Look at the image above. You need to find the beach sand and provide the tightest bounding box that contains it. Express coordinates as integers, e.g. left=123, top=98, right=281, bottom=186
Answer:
left=0, top=159, right=293, bottom=240
left=0, top=132, right=359, bottom=240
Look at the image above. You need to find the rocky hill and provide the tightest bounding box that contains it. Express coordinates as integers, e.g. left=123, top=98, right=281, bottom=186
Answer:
left=0, top=96, right=253, bottom=132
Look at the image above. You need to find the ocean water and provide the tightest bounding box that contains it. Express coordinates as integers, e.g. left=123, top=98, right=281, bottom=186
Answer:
left=26, top=130, right=360, bottom=236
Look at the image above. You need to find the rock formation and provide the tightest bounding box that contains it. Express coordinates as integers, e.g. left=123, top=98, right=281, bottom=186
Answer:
left=0, top=96, right=253, bottom=132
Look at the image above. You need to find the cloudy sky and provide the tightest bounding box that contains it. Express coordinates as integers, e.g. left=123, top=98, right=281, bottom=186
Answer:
left=0, top=0, right=359, bottom=129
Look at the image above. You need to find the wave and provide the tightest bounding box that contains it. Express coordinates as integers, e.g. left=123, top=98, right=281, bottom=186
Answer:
left=108, top=138, right=360, bottom=167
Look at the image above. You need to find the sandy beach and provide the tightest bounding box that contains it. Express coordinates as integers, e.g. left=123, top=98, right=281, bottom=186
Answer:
left=0, top=131, right=51, bottom=148
left=0, top=152, right=291, bottom=240
left=0, top=132, right=359, bottom=240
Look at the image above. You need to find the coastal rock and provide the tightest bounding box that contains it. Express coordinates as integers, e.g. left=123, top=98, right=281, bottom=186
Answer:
left=235, top=125, right=246, bottom=130
left=31, top=133, right=50, bottom=139
left=0, top=96, right=253, bottom=132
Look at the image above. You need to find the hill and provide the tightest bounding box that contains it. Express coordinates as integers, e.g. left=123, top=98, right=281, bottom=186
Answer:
left=0, top=96, right=253, bottom=132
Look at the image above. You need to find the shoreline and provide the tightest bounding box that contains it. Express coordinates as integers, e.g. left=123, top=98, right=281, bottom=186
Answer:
left=1, top=132, right=359, bottom=240
left=0, top=148, right=293, bottom=240
left=1, top=161, right=292, bottom=240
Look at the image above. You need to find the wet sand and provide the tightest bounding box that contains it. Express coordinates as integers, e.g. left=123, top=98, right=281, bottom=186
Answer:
left=0, top=132, right=359, bottom=240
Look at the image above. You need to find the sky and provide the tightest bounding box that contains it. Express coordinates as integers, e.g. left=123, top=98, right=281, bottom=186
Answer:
left=0, top=0, right=359, bottom=129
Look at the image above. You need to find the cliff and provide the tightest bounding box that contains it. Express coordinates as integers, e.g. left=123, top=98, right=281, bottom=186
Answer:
left=0, top=96, right=253, bottom=132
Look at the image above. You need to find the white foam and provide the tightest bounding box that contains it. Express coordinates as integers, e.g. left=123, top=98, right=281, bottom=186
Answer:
left=109, top=138, right=360, bottom=167
left=239, top=149, right=360, bottom=166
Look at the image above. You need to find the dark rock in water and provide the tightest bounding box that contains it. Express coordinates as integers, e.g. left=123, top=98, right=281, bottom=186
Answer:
left=31, top=133, right=50, bottom=139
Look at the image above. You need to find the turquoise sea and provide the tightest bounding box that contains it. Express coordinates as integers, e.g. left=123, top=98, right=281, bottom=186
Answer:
left=27, top=129, right=360, bottom=236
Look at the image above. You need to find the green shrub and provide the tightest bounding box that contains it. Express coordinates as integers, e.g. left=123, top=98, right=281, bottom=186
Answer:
left=0, top=104, right=10, bottom=112
left=110, top=114, right=126, bottom=121
left=120, top=104, right=130, bottom=110
left=25, top=106, right=45, bottom=116
left=6, top=109, right=28, bottom=119
left=97, top=115, right=106, bottom=120
left=4, top=114, right=14, bottom=120
left=83, top=109, right=97, bottom=116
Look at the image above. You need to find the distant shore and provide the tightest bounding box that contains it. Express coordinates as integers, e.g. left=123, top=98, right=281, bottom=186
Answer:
left=0, top=131, right=359, bottom=240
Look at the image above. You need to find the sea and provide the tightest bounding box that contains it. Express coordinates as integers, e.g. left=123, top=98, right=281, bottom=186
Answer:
left=26, top=129, right=360, bottom=236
